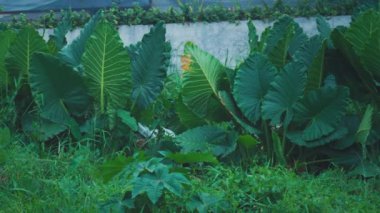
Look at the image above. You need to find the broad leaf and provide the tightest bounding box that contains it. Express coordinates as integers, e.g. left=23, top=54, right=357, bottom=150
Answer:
left=294, top=36, right=326, bottom=93
left=237, top=134, right=259, bottom=149
left=293, top=86, right=349, bottom=141
left=361, top=32, right=380, bottom=80
left=176, top=125, right=238, bottom=157
left=117, top=109, right=138, bottom=131
left=233, top=53, right=276, bottom=123
left=99, top=155, right=134, bottom=182
left=331, top=28, right=377, bottom=94
left=129, top=22, right=171, bottom=109
left=316, top=16, right=333, bottom=48
left=345, top=10, right=380, bottom=82
left=30, top=53, right=90, bottom=124
left=288, top=21, right=308, bottom=55
left=262, top=62, right=307, bottom=126
left=345, top=10, right=380, bottom=55
left=132, top=165, right=189, bottom=204
left=0, top=30, right=15, bottom=88
left=264, top=16, right=296, bottom=68
left=181, top=42, right=228, bottom=118
left=257, top=27, right=271, bottom=52
left=331, top=116, right=360, bottom=150
left=287, top=125, right=348, bottom=147
left=9, top=26, right=47, bottom=77
left=48, top=13, right=72, bottom=52
left=82, top=22, right=131, bottom=114
left=21, top=114, right=67, bottom=142
left=219, top=91, right=259, bottom=135
left=350, top=161, right=380, bottom=178
left=247, top=20, right=258, bottom=53
left=175, top=96, right=206, bottom=128
left=59, top=12, right=100, bottom=69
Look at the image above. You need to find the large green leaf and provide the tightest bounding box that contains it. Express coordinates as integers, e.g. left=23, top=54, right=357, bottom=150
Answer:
left=0, top=30, right=15, bottom=88
left=344, top=10, right=380, bottom=82
left=181, top=42, right=228, bottom=118
left=350, top=161, right=380, bottom=178
left=288, top=21, right=308, bottom=56
left=59, top=12, right=100, bottom=69
left=331, top=28, right=377, bottom=94
left=247, top=20, right=258, bottom=53
left=82, top=22, right=131, bottom=114
left=287, top=125, right=348, bottom=147
left=293, top=86, right=349, bottom=141
left=98, top=155, right=134, bottom=182
left=257, top=27, right=271, bottom=52
left=21, top=114, right=67, bottom=142
left=29, top=53, right=90, bottom=124
left=175, top=96, right=206, bottom=128
left=132, top=165, right=189, bottom=204
left=345, top=10, right=380, bottom=55
left=294, top=36, right=326, bottom=93
left=219, top=91, right=259, bottom=135
left=117, top=109, right=138, bottom=131
left=361, top=32, right=380, bottom=80
left=48, top=13, right=72, bottom=52
left=331, top=116, right=360, bottom=150
left=9, top=26, right=47, bottom=77
left=316, top=16, right=333, bottom=48
left=176, top=125, right=238, bottom=157
left=129, top=22, right=171, bottom=109
left=237, top=134, right=259, bottom=150
left=264, top=16, right=296, bottom=68
left=233, top=53, right=276, bottom=123
left=262, top=62, right=307, bottom=126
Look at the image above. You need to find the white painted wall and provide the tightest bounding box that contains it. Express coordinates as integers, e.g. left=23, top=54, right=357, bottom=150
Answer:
left=39, top=16, right=351, bottom=69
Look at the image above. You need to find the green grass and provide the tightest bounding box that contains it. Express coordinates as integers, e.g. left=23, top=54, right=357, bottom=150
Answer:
left=1, top=141, right=380, bottom=212
left=0, top=142, right=128, bottom=212
left=171, top=165, right=380, bottom=212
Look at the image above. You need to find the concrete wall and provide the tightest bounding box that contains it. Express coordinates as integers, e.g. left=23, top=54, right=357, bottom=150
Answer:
left=39, top=16, right=351, bottom=69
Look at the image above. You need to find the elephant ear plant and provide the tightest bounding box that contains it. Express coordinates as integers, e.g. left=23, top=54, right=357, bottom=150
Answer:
left=0, top=12, right=173, bottom=153
left=177, top=15, right=351, bottom=167
left=326, top=10, right=380, bottom=175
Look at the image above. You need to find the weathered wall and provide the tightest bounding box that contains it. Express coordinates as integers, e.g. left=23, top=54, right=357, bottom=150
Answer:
left=39, top=16, right=351, bottom=69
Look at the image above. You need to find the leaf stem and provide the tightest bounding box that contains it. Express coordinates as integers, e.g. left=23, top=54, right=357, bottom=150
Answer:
left=262, top=120, right=272, bottom=159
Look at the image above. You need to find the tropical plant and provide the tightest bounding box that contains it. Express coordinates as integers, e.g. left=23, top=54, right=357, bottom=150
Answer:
left=9, top=27, right=48, bottom=79
left=0, top=30, right=15, bottom=94
left=128, top=22, right=171, bottom=110
left=0, top=11, right=173, bottom=153
left=29, top=53, right=90, bottom=125
left=324, top=10, right=380, bottom=175
left=59, top=12, right=101, bottom=70
left=82, top=21, right=131, bottom=115
left=331, top=10, right=380, bottom=102
left=176, top=15, right=354, bottom=167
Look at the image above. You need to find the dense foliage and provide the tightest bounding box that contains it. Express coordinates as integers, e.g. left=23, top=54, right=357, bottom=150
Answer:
left=1, top=7, right=380, bottom=212
left=1, top=0, right=375, bottom=29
